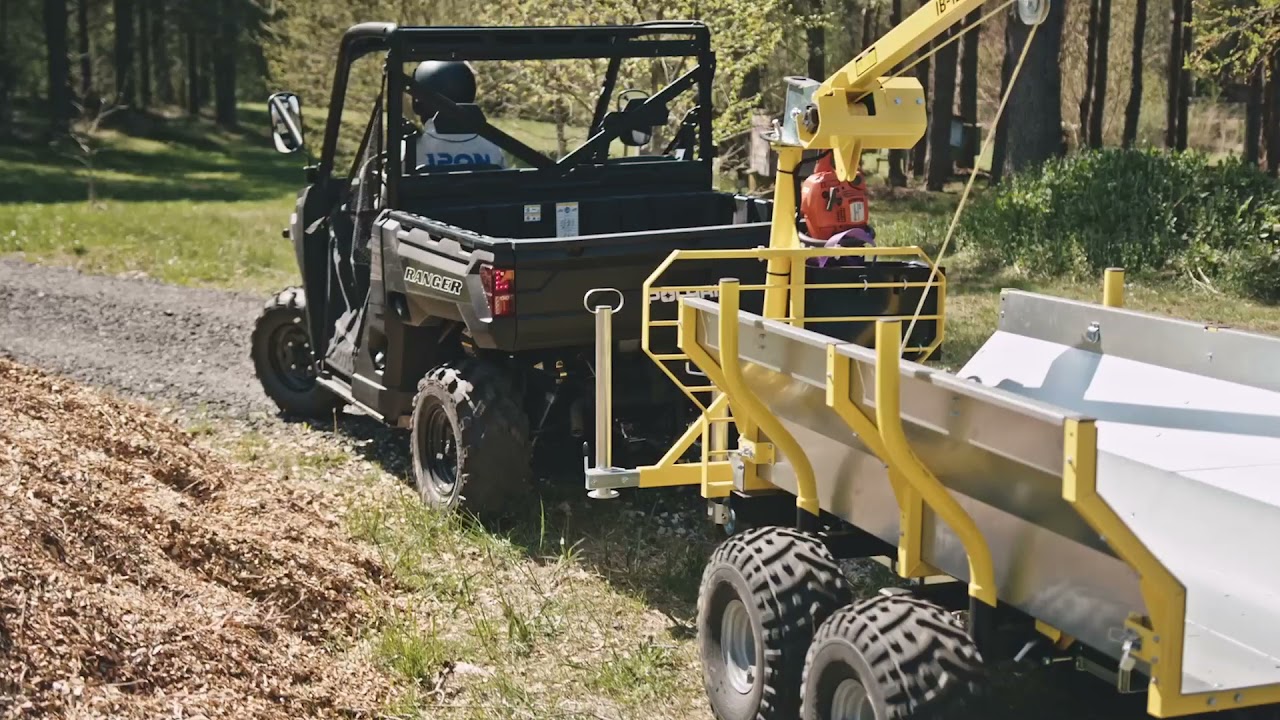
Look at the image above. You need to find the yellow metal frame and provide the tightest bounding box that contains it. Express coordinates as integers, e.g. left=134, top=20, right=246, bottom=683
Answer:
left=633, top=244, right=947, bottom=504
left=871, top=320, right=996, bottom=605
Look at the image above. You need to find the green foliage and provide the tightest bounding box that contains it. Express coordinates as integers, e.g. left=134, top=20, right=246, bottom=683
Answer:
left=959, top=149, right=1280, bottom=302
left=1190, top=0, right=1280, bottom=78
left=263, top=0, right=786, bottom=148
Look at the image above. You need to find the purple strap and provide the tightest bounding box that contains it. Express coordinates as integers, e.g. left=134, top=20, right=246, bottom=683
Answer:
left=812, top=227, right=876, bottom=268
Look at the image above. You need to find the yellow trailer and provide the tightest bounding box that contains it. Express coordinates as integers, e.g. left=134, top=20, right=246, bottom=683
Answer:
left=582, top=1, right=1280, bottom=718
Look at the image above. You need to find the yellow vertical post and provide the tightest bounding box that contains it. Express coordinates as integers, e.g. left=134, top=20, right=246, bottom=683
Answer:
left=874, top=320, right=997, bottom=605
left=1103, top=268, right=1125, bottom=308
left=720, top=278, right=820, bottom=519
left=764, top=146, right=803, bottom=321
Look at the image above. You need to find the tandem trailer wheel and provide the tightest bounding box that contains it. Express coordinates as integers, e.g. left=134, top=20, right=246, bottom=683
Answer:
left=698, top=526, right=851, bottom=720
left=801, top=594, right=985, bottom=720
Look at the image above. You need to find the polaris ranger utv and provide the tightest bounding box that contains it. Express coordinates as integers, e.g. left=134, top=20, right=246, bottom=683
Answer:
left=254, top=21, right=940, bottom=516
left=254, top=22, right=776, bottom=514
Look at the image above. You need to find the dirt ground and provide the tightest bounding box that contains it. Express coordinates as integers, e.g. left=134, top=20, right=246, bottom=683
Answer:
left=0, top=357, right=396, bottom=718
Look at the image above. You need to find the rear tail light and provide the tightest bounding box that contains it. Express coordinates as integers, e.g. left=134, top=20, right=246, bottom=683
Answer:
left=479, top=264, right=516, bottom=318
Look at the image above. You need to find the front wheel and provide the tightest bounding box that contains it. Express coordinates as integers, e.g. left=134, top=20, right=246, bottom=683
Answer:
left=410, top=360, right=532, bottom=517
left=250, top=287, right=342, bottom=418
left=801, top=594, right=984, bottom=720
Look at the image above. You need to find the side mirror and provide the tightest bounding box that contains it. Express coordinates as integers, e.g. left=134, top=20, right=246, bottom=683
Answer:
left=268, top=92, right=304, bottom=154
left=618, top=90, right=652, bottom=148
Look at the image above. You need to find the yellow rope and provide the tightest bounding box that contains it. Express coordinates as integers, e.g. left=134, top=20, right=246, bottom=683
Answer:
left=900, top=17, right=1041, bottom=357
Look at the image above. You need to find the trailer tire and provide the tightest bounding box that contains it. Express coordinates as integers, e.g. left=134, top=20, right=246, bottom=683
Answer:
left=251, top=287, right=343, bottom=418
left=410, top=360, right=531, bottom=517
left=801, top=594, right=984, bottom=720
left=699, top=526, right=851, bottom=720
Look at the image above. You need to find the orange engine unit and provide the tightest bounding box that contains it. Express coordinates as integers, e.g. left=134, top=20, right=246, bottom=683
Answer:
left=799, top=153, right=870, bottom=241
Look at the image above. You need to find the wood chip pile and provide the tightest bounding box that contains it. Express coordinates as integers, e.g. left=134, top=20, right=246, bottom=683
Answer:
left=0, top=358, right=394, bottom=719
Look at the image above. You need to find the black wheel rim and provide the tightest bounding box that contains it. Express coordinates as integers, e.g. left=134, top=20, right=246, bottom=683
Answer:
left=268, top=318, right=317, bottom=392
left=419, top=403, right=458, bottom=496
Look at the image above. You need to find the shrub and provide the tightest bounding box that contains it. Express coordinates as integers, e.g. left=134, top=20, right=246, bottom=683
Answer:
left=958, top=149, right=1280, bottom=302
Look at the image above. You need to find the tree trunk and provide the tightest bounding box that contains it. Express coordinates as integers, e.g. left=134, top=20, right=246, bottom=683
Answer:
left=1267, top=51, right=1279, bottom=178
left=959, top=10, right=980, bottom=169
left=198, top=36, right=211, bottom=113
left=1007, top=1, right=1066, bottom=172
left=740, top=66, right=760, bottom=104
left=926, top=27, right=958, bottom=191
left=0, top=0, right=9, bottom=133
left=1245, top=64, right=1263, bottom=167
left=805, top=0, right=825, bottom=81
left=138, top=0, right=150, bottom=108
left=212, top=5, right=235, bottom=128
left=989, top=13, right=1016, bottom=186
left=1087, top=0, right=1111, bottom=148
left=151, top=0, right=171, bottom=104
left=861, top=7, right=873, bottom=47
left=1122, top=0, right=1147, bottom=148
left=43, top=0, right=73, bottom=132
left=113, top=0, right=133, bottom=104
left=185, top=29, right=199, bottom=114
left=888, top=0, right=907, bottom=187
left=1165, top=0, right=1183, bottom=149
left=1080, top=0, right=1099, bottom=146
left=912, top=33, right=930, bottom=178
left=1175, top=0, right=1191, bottom=151
left=76, top=0, right=90, bottom=100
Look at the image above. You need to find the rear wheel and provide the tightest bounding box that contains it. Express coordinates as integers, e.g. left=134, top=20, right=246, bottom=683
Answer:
left=801, top=594, right=984, bottom=720
left=698, top=526, right=851, bottom=720
left=410, top=360, right=532, bottom=516
left=250, top=287, right=342, bottom=418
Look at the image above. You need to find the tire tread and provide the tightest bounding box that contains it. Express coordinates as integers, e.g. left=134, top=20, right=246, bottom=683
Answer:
left=410, top=359, right=531, bottom=515
left=700, top=526, right=851, bottom=720
left=802, top=594, right=984, bottom=719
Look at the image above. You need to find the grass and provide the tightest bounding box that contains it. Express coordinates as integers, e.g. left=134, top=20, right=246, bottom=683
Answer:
left=342, top=490, right=712, bottom=719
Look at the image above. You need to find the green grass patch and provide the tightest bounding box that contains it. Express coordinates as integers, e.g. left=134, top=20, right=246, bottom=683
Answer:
left=590, top=638, right=682, bottom=703
left=372, top=611, right=452, bottom=686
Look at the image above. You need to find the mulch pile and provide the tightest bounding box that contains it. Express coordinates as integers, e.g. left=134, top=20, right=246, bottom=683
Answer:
left=0, top=358, right=394, bottom=719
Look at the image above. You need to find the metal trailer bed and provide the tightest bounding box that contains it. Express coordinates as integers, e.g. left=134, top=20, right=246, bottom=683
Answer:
left=586, top=252, right=1280, bottom=718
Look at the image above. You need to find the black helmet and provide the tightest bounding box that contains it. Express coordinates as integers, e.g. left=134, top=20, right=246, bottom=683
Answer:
left=411, top=60, right=477, bottom=118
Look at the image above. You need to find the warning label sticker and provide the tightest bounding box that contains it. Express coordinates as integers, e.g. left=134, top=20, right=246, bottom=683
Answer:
left=555, top=202, right=579, bottom=238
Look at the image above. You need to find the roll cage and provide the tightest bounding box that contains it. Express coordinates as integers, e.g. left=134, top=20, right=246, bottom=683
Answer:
left=314, top=22, right=718, bottom=204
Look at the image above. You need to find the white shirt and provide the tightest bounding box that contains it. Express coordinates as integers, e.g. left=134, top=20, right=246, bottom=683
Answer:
left=409, top=121, right=507, bottom=170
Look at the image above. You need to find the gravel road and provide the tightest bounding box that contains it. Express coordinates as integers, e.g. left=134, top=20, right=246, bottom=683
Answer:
left=0, top=257, right=275, bottom=416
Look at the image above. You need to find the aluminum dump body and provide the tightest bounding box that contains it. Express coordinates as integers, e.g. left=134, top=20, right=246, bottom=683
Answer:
left=681, top=290, right=1280, bottom=702
left=965, top=291, right=1280, bottom=695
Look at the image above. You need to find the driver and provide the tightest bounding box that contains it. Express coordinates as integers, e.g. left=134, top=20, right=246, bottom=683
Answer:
left=408, top=60, right=507, bottom=170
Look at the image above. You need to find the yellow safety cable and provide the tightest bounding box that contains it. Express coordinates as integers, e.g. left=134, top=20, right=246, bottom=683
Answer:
left=901, top=17, right=1041, bottom=357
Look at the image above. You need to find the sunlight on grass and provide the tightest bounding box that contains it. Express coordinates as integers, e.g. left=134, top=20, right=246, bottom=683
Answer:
left=0, top=197, right=299, bottom=292
left=342, top=488, right=714, bottom=720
